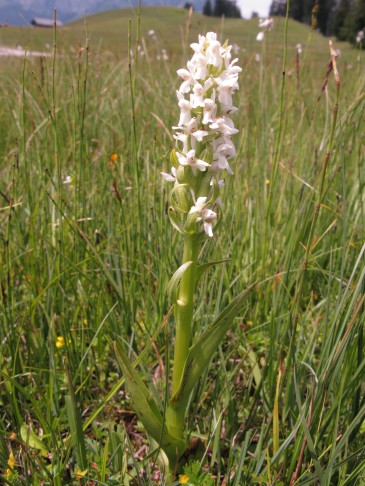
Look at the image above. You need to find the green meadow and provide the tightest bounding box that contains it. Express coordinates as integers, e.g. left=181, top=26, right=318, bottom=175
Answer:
left=0, top=6, right=364, bottom=485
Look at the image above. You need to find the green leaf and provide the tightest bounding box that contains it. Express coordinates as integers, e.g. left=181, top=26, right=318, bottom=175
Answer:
left=170, top=282, right=257, bottom=407
left=247, top=349, right=262, bottom=388
left=20, top=423, right=48, bottom=454
left=64, top=362, right=88, bottom=470
left=114, top=343, right=185, bottom=457
left=167, top=261, right=193, bottom=304
left=195, top=259, right=229, bottom=288
left=183, top=460, right=215, bottom=485
left=114, top=343, right=163, bottom=427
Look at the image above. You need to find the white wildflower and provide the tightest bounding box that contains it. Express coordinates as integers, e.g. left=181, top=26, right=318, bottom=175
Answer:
left=356, top=30, right=364, bottom=44
left=259, top=18, right=273, bottom=29
left=161, top=48, right=169, bottom=61
left=257, top=18, right=273, bottom=41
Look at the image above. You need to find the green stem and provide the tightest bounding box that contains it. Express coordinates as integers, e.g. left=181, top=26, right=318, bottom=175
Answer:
left=167, top=235, right=199, bottom=442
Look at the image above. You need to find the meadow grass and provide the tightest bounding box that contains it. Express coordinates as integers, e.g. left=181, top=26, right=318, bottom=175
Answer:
left=0, top=7, right=364, bottom=485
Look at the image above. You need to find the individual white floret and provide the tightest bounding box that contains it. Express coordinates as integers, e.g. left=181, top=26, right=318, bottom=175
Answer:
left=177, top=98, right=191, bottom=126
left=161, top=167, right=177, bottom=182
left=206, top=38, right=222, bottom=67
left=189, top=196, right=218, bottom=237
left=190, top=79, right=213, bottom=108
left=209, top=117, right=239, bottom=136
left=192, top=53, right=208, bottom=80
left=217, top=77, right=239, bottom=109
left=173, top=132, right=189, bottom=153
left=176, top=150, right=210, bottom=172
left=177, top=60, right=196, bottom=93
left=202, top=99, right=217, bottom=124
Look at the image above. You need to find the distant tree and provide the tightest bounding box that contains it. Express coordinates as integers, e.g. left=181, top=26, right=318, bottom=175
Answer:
left=203, top=0, right=212, bottom=16
left=302, top=0, right=314, bottom=23
left=184, top=2, right=193, bottom=9
left=331, top=0, right=365, bottom=43
left=290, top=0, right=304, bottom=21
left=213, top=0, right=241, bottom=18
left=251, top=11, right=259, bottom=18
left=352, top=0, right=365, bottom=38
left=333, top=1, right=354, bottom=40
left=315, top=0, right=337, bottom=35
left=268, top=0, right=364, bottom=43
left=269, top=0, right=287, bottom=16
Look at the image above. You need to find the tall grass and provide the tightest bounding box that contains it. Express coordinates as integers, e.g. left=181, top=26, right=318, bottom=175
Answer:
left=0, top=8, right=364, bottom=485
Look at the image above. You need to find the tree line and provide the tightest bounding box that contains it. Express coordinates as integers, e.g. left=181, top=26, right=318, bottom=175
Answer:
left=269, top=0, right=365, bottom=45
left=200, top=0, right=364, bottom=45
left=202, top=0, right=241, bottom=19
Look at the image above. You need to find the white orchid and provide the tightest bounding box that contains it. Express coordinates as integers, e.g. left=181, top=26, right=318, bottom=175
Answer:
left=163, top=32, right=241, bottom=237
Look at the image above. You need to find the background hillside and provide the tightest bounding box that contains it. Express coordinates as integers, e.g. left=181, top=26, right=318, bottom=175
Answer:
left=0, top=0, right=204, bottom=26
left=0, top=6, right=359, bottom=62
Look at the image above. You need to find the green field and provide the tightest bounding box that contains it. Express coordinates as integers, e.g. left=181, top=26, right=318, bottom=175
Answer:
left=0, top=6, right=364, bottom=485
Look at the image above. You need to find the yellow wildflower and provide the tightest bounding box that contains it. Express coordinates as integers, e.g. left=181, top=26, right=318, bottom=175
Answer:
left=7, top=451, right=15, bottom=470
left=6, top=468, right=14, bottom=479
left=265, top=178, right=270, bottom=185
left=56, top=336, right=65, bottom=349
left=179, top=474, right=190, bottom=484
left=75, top=468, right=88, bottom=480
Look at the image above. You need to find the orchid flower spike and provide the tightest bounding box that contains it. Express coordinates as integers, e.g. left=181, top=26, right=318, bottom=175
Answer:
left=162, top=32, right=241, bottom=238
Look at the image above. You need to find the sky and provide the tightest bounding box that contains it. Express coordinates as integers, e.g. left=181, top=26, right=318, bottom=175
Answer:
left=237, top=0, right=271, bottom=19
